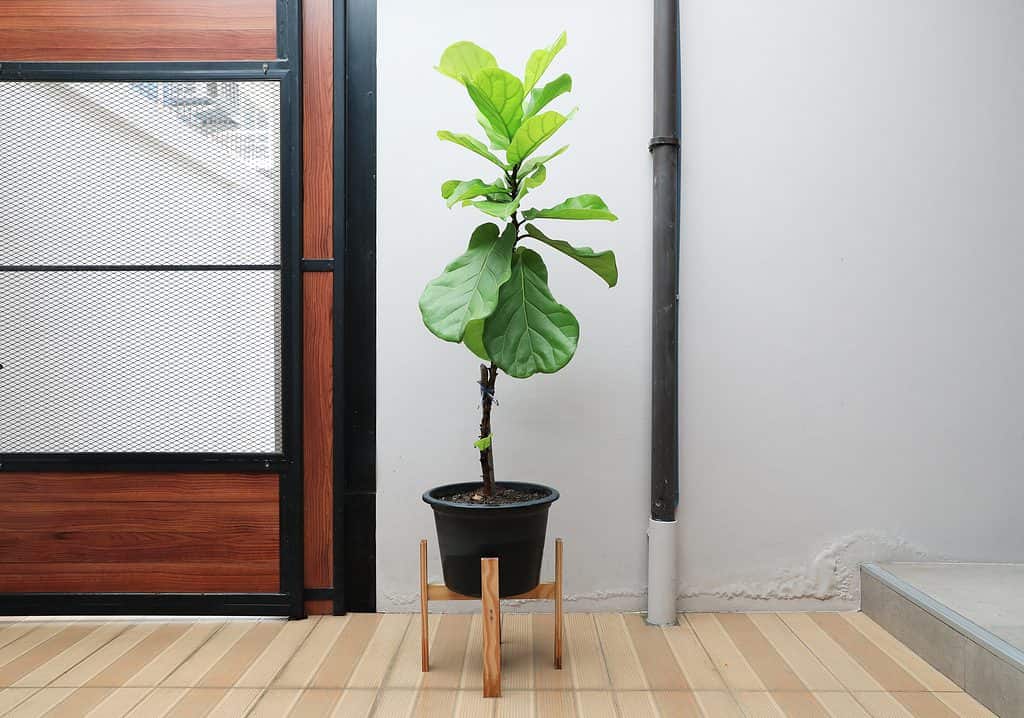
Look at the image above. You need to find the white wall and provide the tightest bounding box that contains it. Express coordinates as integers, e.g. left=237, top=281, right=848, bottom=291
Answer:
left=378, top=0, right=1024, bottom=612
left=679, top=0, right=1024, bottom=609
left=377, top=0, right=653, bottom=610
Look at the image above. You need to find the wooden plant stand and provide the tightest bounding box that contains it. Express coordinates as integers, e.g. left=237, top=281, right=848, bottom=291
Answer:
left=419, top=538, right=564, bottom=698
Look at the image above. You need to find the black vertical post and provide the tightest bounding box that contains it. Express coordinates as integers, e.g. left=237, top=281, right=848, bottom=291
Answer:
left=279, top=0, right=306, bottom=619
left=650, top=0, right=681, bottom=522
left=334, top=0, right=378, bottom=614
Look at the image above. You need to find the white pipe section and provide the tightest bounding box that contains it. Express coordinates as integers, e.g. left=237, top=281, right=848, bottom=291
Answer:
left=646, top=518, right=678, bottom=625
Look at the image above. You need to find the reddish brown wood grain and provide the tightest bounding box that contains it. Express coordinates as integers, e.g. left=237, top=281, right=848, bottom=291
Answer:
left=0, top=472, right=277, bottom=503
left=303, top=273, right=334, bottom=589
left=304, top=599, right=333, bottom=615
left=302, top=0, right=334, bottom=258
left=0, top=473, right=279, bottom=594
left=0, top=0, right=277, bottom=62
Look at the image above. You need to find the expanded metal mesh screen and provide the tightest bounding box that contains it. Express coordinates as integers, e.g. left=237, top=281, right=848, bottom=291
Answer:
left=0, top=80, right=284, bottom=454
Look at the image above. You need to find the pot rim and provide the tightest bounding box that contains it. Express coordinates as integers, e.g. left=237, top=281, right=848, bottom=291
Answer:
left=422, top=481, right=559, bottom=510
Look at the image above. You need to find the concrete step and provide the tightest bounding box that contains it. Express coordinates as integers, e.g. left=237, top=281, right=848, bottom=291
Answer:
left=862, top=562, right=1024, bottom=718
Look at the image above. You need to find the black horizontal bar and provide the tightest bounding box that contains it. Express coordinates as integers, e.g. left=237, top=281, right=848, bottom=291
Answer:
left=0, top=264, right=280, bottom=273
left=301, top=259, right=335, bottom=272
left=0, top=453, right=290, bottom=473
left=0, top=593, right=294, bottom=616
left=0, top=62, right=291, bottom=82
left=303, top=588, right=334, bottom=601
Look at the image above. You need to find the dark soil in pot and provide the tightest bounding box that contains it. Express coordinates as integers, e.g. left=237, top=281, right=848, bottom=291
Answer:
left=423, top=481, right=558, bottom=598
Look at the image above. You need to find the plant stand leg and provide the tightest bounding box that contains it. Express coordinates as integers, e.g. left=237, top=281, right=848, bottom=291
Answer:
left=481, top=557, right=501, bottom=697
left=420, top=539, right=429, bottom=672
left=554, top=538, right=564, bottom=669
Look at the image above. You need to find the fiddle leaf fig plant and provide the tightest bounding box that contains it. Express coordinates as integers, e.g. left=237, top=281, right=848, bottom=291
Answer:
left=420, top=31, right=618, bottom=498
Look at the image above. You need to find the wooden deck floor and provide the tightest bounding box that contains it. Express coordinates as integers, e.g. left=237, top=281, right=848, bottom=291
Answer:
left=0, top=612, right=993, bottom=717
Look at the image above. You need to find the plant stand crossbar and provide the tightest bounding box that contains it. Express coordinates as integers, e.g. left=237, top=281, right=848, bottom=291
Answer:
left=419, top=538, right=564, bottom=698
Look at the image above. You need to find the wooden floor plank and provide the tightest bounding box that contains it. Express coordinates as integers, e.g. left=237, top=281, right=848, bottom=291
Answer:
left=747, top=614, right=844, bottom=692
left=532, top=614, right=572, bottom=691
left=575, top=690, right=617, bottom=718
left=0, top=611, right=993, bottom=718
left=779, top=615, right=884, bottom=692
left=840, top=613, right=959, bottom=692
left=565, top=613, right=608, bottom=690
left=770, top=691, right=833, bottom=718
left=594, top=613, right=646, bottom=690
left=623, top=613, right=689, bottom=690
left=235, top=619, right=317, bottom=688
left=693, top=691, right=745, bottom=717
left=54, top=624, right=159, bottom=687
left=812, top=692, right=872, bottom=718
left=810, top=614, right=925, bottom=693
left=687, top=614, right=765, bottom=691
left=348, top=614, right=411, bottom=689
left=330, top=689, right=378, bottom=718
left=311, top=614, right=382, bottom=688
left=614, top=691, right=659, bottom=717
left=274, top=617, right=349, bottom=688
left=933, top=691, right=998, bottom=718
left=663, top=618, right=726, bottom=690
left=718, top=614, right=805, bottom=691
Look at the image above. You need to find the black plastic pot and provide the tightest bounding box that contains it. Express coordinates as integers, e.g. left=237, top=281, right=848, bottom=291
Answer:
left=423, top=481, right=559, bottom=597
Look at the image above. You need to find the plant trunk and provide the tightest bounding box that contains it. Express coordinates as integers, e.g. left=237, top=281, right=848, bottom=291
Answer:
left=478, top=362, right=498, bottom=496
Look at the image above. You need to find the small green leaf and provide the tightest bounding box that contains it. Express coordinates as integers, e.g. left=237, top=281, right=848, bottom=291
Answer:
left=524, top=224, right=618, bottom=287
left=523, top=31, right=567, bottom=93
left=520, top=145, right=568, bottom=176
left=436, top=41, right=497, bottom=84
left=523, top=164, right=547, bottom=191
left=472, top=198, right=520, bottom=220
left=445, top=179, right=507, bottom=208
left=419, top=223, right=517, bottom=342
left=437, top=130, right=506, bottom=169
left=463, top=319, right=491, bottom=360
left=506, top=110, right=574, bottom=166
left=441, top=180, right=460, bottom=199
left=473, top=434, right=493, bottom=450
left=522, top=194, right=618, bottom=221
left=466, top=68, right=525, bottom=143
left=483, top=247, right=580, bottom=378
left=523, top=73, right=572, bottom=119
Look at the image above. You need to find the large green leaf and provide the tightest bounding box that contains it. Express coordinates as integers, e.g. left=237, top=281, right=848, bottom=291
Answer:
left=522, top=194, right=618, bottom=221
left=483, top=248, right=579, bottom=378
left=523, top=31, right=567, bottom=93
left=524, top=223, right=618, bottom=287
left=520, top=145, right=568, bottom=175
left=466, top=68, right=524, bottom=143
left=419, top=223, right=516, bottom=342
left=445, top=179, right=507, bottom=208
left=506, top=110, right=574, bottom=166
left=523, top=73, right=572, bottom=119
left=471, top=198, right=519, bottom=220
left=463, top=319, right=491, bottom=360
left=437, top=131, right=506, bottom=168
left=436, top=41, right=497, bottom=84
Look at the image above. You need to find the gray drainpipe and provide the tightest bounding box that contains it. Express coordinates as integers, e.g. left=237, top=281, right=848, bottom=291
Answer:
left=647, top=0, right=681, bottom=626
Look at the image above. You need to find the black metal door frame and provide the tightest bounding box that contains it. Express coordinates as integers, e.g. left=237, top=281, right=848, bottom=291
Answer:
left=333, top=0, right=377, bottom=614
left=0, top=3, right=306, bottom=618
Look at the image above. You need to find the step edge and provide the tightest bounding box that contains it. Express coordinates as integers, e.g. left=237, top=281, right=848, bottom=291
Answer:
left=861, top=562, right=1024, bottom=673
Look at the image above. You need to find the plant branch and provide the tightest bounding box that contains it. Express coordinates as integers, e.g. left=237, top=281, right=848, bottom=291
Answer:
left=478, top=362, right=498, bottom=495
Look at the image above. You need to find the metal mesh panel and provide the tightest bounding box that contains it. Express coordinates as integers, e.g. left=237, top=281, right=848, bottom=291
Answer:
left=0, top=80, right=285, bottom=455
left=0, top=81, right=280, bottom=266
left=0, top=271, right=282, bottom=454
